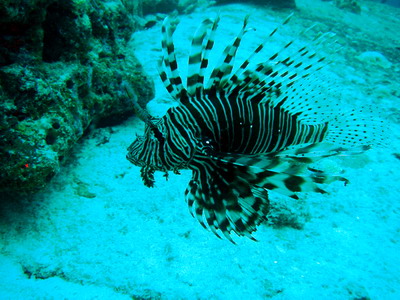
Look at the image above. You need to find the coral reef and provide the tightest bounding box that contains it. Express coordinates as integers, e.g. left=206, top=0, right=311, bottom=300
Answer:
left=0, top=0, right=154, bottom=196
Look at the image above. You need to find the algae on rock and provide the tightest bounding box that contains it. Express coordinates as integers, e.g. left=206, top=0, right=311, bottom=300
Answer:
left=0, top=0, right=154, bottom=196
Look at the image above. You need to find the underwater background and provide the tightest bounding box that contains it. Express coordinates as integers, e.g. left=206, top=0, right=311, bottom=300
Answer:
left=0, top=0, right=399, bottom=299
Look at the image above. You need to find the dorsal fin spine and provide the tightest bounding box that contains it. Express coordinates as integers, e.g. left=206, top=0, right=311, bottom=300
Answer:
left=160, top=17, right=187, bottom=101
left=206, top=15, right=250, bottom=90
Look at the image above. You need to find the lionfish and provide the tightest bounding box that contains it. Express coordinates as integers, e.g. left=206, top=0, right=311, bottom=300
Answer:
left=126, top=15, right=384, bottom=242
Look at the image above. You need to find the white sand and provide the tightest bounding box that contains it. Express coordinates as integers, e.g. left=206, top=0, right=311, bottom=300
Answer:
left=1, top=1, right=399, bottom=299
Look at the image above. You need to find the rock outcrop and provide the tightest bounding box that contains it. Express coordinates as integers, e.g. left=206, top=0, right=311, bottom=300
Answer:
left=0, top=0, right=154, bottom=196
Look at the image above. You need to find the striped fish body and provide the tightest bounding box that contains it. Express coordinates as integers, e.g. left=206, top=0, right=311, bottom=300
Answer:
left=127, top=16, right=384, bottom=242
left=169, top=88, right=328, bottom=156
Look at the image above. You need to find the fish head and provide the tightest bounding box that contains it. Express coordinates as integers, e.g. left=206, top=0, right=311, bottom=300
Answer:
left=126, top=120, right=167, bottom=172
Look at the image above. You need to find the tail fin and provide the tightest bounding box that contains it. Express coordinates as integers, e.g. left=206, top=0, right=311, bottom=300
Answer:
left=324, top=107, right=388, bottom=150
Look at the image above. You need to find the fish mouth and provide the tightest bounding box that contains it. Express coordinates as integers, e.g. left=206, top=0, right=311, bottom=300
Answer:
left=126, top=154, right=166, bottom=171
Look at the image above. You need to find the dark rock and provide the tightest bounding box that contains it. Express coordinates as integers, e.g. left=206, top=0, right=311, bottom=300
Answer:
left=335, top=0, right=362, bottom=14
left=142, top=0, right=180, bottom=15
left=215, top=0, right=296, bottom=9
left=0, top=0, right=154, bottom=196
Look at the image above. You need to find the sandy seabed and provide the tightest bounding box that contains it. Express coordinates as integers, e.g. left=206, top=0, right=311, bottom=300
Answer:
left=1, top=1, right=399, bottom=299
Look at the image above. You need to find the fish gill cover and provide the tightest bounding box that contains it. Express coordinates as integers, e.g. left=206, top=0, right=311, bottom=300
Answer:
left=125, top=13, right=387, bottom=243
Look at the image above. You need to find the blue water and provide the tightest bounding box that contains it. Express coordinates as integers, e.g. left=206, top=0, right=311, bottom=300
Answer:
left=384, top=0, right=400, bottom=7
